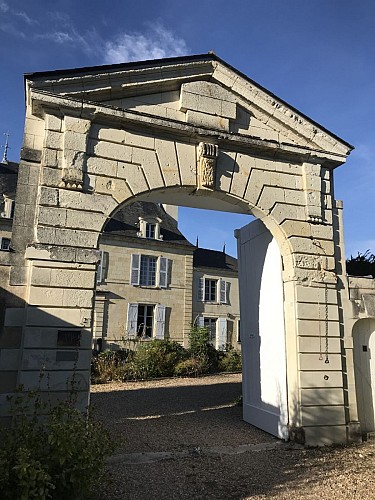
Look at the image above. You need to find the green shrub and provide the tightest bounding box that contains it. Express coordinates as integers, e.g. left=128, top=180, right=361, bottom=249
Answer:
left=188, top=327, right=219, bottom=373
left=0, top=391, right=114, bottom=500
left=91, top=349, right=128, bottom=383
left=219, top=347, right=242, bottom=372
left=174, top=357, right=207, bottom=377
left=124, top=339, right=187, bottom=379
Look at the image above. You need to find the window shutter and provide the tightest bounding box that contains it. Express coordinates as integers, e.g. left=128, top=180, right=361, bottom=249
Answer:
left=126, top=303, right=138, bottom=338
left=198, top=277, right=204, bottom=301
left=130, top=254, right=141, bottom=285
left=196, top=315, right=204, bottom=328
left=219, top=279, right=228, bottom=304
left=158, top=257, right=168, bottom=288
left=154, top=304, right=166, bottom=339
left=216, top=318, right=227, bottom=350
left=96, top=250, right=104, bottom=284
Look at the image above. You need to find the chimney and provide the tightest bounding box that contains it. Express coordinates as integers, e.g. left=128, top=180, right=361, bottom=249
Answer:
left=162, top=204, right=178, bottom=225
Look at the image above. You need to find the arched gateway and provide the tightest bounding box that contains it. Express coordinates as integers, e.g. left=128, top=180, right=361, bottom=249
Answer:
left=0, top=54, right=358, bottom=445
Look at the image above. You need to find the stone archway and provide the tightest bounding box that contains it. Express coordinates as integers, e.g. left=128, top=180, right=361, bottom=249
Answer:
left=1, top=54, right=355, bottom=445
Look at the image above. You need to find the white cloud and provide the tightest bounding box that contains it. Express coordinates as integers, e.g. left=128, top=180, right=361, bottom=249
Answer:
left=0, top=22, right=25, bottom=38
left=103, top=23, right=189, bottom=64
left=15, top=10, right=38, bottom=25
left=0, top=1, right=8, bottom=13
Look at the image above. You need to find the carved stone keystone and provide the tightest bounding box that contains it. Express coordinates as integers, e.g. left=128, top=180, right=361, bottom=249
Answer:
left=197, top=142, right=218, bottom=189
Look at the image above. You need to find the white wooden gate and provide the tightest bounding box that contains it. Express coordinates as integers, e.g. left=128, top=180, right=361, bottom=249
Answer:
left=236, top=219, right=288, bottom=439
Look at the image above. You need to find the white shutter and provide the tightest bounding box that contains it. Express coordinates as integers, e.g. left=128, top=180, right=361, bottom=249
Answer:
left=96, top=249, right=104, bottom=284
left=217, top=318, right=227, bottom=350
left=130, top=254, right=141, bottom=285
left=219, top=279, right=228, bottom=304
left=126, top=303, right=138, bottom=338
left=154, top=304, right=166, bottom=339
left=158, top=257, right=168, bottom=288
left=196, top=315, right=204, bottom=328
left=198, top=277, right=204, bottom=301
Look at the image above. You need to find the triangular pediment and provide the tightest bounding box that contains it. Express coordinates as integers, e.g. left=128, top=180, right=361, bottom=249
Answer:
left=26, top=54, right=352, bottom=158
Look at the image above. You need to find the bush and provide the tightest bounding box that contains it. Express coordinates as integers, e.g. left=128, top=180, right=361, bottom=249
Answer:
left=346, top=250, right=375, bottom=278
left=219, top=347, right=242, bottom=372
left=91, top=349, right=129, bottom=383
left=124, top=339, right=187, bottom=380
left=174, top=357, right=207, bottom=377
left=0, top=391, right=114, bottom=500
left=188, top=327, right=219, bottom=373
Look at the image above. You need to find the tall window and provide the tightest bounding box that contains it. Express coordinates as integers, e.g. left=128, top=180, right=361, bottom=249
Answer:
left=198, top=277, right=228, bottom=303
left=126, top=303, right=166, bottom=339
left=137, top=304, right=155, bottom=337
left=0, top=238, right=11, bottom=251
left=130, top=254, right=170, bottom=288
left=140, top=256, right=157, bottom=286
left=204, top=317, right=217, bottom=342
left=205, top=279, right=217, bottom=301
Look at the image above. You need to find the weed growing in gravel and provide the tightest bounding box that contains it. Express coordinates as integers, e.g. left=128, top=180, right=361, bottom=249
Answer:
left=0, top=384, right=114, bottom=500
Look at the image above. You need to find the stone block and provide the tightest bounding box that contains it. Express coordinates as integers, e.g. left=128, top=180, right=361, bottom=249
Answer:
left=21, top=348, right=91, bottom=371
left=297, top=319, right=340, bottom=337
left=64, top=116, right=91, bottom=134
left=132, top=148, right=164, bottom=190
left=155, top=138, right=180, bottom=186
left=125, top=130, right=155, bottom=149
left=44, top=130, right=62, bottom=150
left=301, top=405, right=346, bottom=426
left=63, top=131, right=87, bottom=152
left=295, top=284, right=337, bottom=303
left=297, top=302, right=339, bottom=321
left=39, top=187, right=59, bottom=206
left=257, top=186, right=285, bottom=211
left=29, top=286, right=64, bottom=306
left=38, top=206, right=67, bottom=227
left=65, top=209, right=105, bottom=231
left=41, top=166, right=62, bottom=187
left=50, top=269, right=95, bottom=289
left=0, top=371, right=18, bottom=393
left=30, top=267, right=52, bottom=286
left=0, top=349, right=20, bottom=370
left=26, top=306, right=92, bottom=328
left=62, top=289, right=93, bottom=308
left=298, top=336, right=341, bottom=353
left=19, top=369, right=89, bottom=392
left=45, top=114, right=62, bottom=132
left=175, top=142, right=196, bottom=186
left=303, top=425, right=347, bottom=446
left=185, top=110, right=229, bottom=131
left=281, top=220, right=311, bottom=238
left=0, top=327, right=23, bottom=348
left=300, top=387, right=344, bottom=406
left=23, top=327, right=58, bottom=348
left=37, top=227, right=98, bottom=248
left=91, top=140, right=132, bottom=162
left=4, top=308, right=25, bottom=327
left=299, top=353, right=342, bottom=371
left=96, top=125, right=126, bottom=143
left=216, top=151, right=236, bottom=193
left=58, top=190, right=117, bottom=215
left=86, top=156, right=117, bottom=177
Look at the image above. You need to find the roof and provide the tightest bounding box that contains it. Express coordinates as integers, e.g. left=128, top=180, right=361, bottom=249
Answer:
left=25, top=52, right=353, bottom=153
left=193, top=247, right=238, bottom=273
left=0, top=161, right=19, bottom=196
left=102, top=201, right=194, bottom=247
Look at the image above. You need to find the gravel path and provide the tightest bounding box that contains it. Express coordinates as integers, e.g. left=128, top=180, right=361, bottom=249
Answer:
left=91, top=374, right=375, bottom=499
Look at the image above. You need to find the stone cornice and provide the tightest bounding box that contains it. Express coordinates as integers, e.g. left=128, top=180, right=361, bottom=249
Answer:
left=30, top=89, right=348, bottom=168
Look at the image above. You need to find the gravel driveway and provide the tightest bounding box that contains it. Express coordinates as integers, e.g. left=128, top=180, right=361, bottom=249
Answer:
left=91, top=374, right=375, bottom=499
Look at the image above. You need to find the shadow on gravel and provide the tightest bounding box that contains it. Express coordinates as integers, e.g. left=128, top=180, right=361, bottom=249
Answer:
left=91, top=380, right=375, bottom=500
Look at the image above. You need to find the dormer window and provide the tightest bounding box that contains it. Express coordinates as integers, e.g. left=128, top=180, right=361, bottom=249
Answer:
left=1, top=197, right=15, bottom=219
left=145, top=222, right=156, bottom=239
left=137, top=217, right=163, bottom=240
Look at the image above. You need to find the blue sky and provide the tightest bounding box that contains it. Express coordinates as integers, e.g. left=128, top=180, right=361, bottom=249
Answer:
left=0, top=0, right=374, bottom=258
